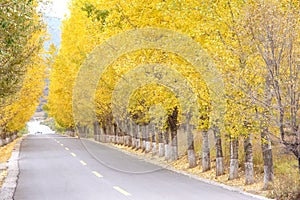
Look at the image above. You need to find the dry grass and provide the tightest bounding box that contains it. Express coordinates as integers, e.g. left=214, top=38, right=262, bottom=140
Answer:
left=113, top=142, right=272, bottom=198
left=172, top=154, right=268, bottom=197
left=0, top=138, right=20, bottom=163
left=0, top=137, right=20, bottom=188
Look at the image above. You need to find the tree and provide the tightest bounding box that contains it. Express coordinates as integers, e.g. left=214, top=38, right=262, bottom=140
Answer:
left=0, top=0, right=46, bottom=144
left=245, top=0, right=300, bottom=175
left=0, top=0, right=44, bottom=98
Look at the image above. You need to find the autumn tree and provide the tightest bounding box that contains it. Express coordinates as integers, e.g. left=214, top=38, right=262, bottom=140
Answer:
left=0, top=0, right=44, bottom=99
left=245, top=1, right=300, bottom=174
left=0, top=0, right=46, bottom=145
left=49, top=0, right=215, bottom=165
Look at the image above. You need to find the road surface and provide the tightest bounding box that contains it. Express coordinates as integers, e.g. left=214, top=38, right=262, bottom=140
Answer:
left=14, top=134, right=260, bottom=200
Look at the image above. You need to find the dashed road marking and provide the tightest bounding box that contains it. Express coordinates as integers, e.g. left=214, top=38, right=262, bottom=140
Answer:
left=70, top=152, right=76, bottom=157
left=60, top=143, right=64, bottom=146
left=80, top=160, right=87, bottom=166
left=65, top=147, right=69, bottom=151
left=92, top=171, right=103, bottom=178
left=57, top=141, right=60, bottom=143
left=113, top=186, right=131, bottom=196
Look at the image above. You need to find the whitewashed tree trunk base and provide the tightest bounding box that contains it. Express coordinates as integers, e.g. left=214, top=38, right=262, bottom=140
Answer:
left=216, top=157, right=224, bottom=176
left=165, top=144, right=171, bottom=161
left=105, top=135, right=110, bottom=143
left=245, top=162, right=254, bottom=185
left=229, top=159, right=239, bottom=180
left=171, top=146, right=178, bottom=161
left=0, top=139, right=4, bottom=147
left=152, top=143, right=156, bottom=156
left=263, top=165, right=274, bottom=190
left=145, top=141, right=151, bottom=153
left=132, top=138, right=136, bottom=148
left=136, top=139, right=141, bottom=149
left=188, top=150, right=196, bottom=168
left=94, top=135, right=100, bottom=141
left=158, top=143, right=164, bottom=157
left=111, top=136, right=116, bottom=143
left=124, top=136, right=128, bottom=146
left=202, top=151, right=210, bottom=172
left=202, top=130, right=210, bottom=172
left=142, top=140, right=146, bottom=151
left=5, top=137, right=11, bottom=144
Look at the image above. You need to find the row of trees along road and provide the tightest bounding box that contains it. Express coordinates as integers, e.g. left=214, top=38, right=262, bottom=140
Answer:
left=47, top=0, right=300, bottom=191
left=0, top=0, right=47, bottom=145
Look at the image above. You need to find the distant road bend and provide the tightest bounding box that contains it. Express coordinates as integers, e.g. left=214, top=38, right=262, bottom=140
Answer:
left=14, top=134, right=261, bottom=200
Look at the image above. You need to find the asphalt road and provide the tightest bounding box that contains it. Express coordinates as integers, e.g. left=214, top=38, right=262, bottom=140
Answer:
left=14, top=134, right=260, bottom=200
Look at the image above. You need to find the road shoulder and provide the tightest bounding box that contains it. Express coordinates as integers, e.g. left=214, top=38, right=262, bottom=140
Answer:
left=0, top=136, right=24, bottom=200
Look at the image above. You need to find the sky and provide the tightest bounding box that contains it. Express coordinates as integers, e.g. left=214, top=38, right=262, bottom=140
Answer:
left=43, top=0, right=71, bottom=19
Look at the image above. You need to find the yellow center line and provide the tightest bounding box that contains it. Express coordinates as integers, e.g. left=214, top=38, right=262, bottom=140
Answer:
left=92, top=171, right=103, bottom=178
left=113, top=186, right=131, bottom=196
left=70, top=152, right=76, bottom=157
left=65, top=147, right=69, bottom=151
left=80, top=160, right=87, bottom=166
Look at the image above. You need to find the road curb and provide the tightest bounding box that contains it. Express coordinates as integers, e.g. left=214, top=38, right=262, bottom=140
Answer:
left=0, top=136, right=24, bottom=200
left=81, top=138, right=273, bottom=200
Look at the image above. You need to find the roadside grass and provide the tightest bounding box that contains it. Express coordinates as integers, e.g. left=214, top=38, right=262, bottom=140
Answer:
left=269, top=149, right=300, bottom=200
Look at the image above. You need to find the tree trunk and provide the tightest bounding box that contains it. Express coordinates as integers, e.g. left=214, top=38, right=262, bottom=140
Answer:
left=83, top=125, right=88, bottom=138
left=145, top=125, right=151, bottom=153
left=119, top=121, right=125, bottom=145
left=112, top=123, right=117, bottom=144
left=0, top=129, right=3, bottom=147
left=99, top=127, right=104, bottom=142
left=126, top=121, right=133, bottom=147
left=141, top=126, right=146, bottom=151
left=170, top=128, right=178, bottom=161
left=165, top=128, right=171, bottom=161
left=244, top=134, right=254, bottom=185
left=93, top=121, right=100, bottom=141
left=5, top=134, right=12, bottom=144
left=151, top=125, right=157, bottom=156
left=136, top=125, right=141, bottom=149
left=158, top=131, right=165, bottom=157
left=187, top=122, right=196, bottom=168
left=229, top=137, right=239, bottom=180
left=213, top=125, right=224, bottom=176
left=77, top=124, right=84, bottom=138
left=202, top=130, right=211, bottom=172
left=298, top=157, right=300, bottom=173
left=13, top=131, right=17, bottom=140
left=106, top=123, right=111, bottom=142
left=0, top=130, right=4, bottom=147
left=168, top=107, right=178, bottom=161
left=0, top=138, right=4, bottom=147
left=261, top=128, right=274, bottom=189
left=102, top=125, right=107, bottom=143
left=131, top=123, right=137, bottom=148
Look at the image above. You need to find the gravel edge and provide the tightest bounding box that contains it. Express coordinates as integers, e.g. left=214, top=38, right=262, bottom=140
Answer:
left=82, top=138, right=274, bottom=200
left=0, top=136, right=23, bottom=200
